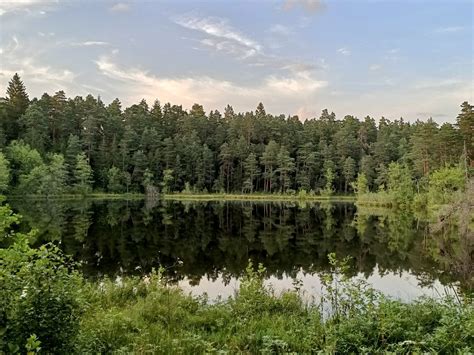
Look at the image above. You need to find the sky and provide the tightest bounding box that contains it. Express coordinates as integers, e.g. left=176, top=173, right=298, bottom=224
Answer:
left=0, top=0, right=472, bottom=122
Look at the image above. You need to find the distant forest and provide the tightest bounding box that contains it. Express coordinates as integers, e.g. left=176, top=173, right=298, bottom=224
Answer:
left=0, top=73, right=472, bottom=195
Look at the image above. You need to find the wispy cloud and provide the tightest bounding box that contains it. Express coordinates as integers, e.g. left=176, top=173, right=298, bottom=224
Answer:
left=413, top=78, right=465, bottom=90
left=175, top=13, right=326, bottom=79
left=0, top=0, right=58, bottom=16
left=369, top=64, right=381, bottom=71
left=337, top=47, right=351, bottom=56
left=268, top=24, right=294, bottom=36
left=71, top=41, right=110, bottom=47
left=95, top=56, right=327, bottom=116
left=109, top=3, right=130, bottom=13
left=281, top=0, right=325, bottom=13
left=434, top=26, right=464, bottom=34
left=174, top=14, right=262, bottom=58
left=0, top=35, right=77, bottom=94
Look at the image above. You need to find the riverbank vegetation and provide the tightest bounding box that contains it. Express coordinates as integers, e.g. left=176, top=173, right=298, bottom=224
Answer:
left=1, top=199, right=472, bottom=353
left=1, top=74, right=472, bottom=199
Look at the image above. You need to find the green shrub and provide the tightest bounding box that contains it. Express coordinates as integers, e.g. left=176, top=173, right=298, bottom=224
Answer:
left=0, top=200, right=84, bottom=353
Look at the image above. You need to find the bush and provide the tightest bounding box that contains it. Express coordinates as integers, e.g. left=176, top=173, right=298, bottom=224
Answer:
left=0, top=200, right=84, bottom=353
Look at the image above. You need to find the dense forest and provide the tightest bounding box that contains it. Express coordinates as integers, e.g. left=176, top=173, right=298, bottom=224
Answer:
left=0, top=73, right=472, bottom=196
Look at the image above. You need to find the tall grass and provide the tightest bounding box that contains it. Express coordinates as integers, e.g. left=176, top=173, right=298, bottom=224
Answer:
left=75, top=259, right=473, bottom=354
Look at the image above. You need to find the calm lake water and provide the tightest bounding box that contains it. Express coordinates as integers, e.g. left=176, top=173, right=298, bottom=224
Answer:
left=10, top=198, right=470, bottom=300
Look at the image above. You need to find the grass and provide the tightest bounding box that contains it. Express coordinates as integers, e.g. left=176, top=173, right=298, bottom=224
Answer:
left=6, top=191, right=357, bottom=203
left=162, top=192, right=356, bottom=202
left=74, top=265, right=473, bottom=354
left=354, top=191, right=394, bottom=207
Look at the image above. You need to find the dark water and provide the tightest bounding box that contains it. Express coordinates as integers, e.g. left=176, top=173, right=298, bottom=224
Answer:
left=10, top=198, right=472, bottom=300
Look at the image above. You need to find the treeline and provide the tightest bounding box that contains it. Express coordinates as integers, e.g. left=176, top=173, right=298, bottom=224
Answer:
left=0, top=73, right=472, bottom=196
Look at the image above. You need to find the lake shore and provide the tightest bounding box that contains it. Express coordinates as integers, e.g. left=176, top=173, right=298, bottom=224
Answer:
left=6, top=192, right=357, bottom=203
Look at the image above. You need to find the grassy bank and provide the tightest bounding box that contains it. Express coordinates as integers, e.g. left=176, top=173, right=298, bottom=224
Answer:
left=6, top=192, right=356, bottom=203
left=72, top=266, right=474, bottom=353
left=162, top=192, right=356, bottom=202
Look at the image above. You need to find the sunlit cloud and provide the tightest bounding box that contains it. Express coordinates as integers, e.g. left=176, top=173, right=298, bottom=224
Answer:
left=109, top=2, right=130, bottom=13
left=0, top=0, right=58, bottom=16
left=95, top=56, right=327, bottom=117
left=174, top=14, right=262, bottom=57
left=70, top=41, right=110, bottom=47
left=281, top=0, right=325, bottom=13
left=337, top=47, right=351, bottom=56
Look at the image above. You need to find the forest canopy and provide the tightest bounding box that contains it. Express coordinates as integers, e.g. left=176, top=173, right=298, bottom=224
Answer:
left=0, top=73, right=472, bottom=196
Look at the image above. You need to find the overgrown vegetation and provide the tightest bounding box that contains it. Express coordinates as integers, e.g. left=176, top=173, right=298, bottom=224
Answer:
left=1, top=199, right=472, bottom=353
left=1, top=74, right=472, bottom=197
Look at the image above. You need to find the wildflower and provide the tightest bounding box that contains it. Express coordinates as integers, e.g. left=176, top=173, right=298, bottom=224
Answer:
left=115, top=276, right=123, bottom=287
left=143, top=275, right=150, bottom=286
left=20, top=288, right=28, bottom=299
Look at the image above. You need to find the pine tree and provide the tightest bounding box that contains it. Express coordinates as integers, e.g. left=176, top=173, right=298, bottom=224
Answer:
left=19, top=103, right=49, bottom=154
left=0, top=151, right=10, bottom=192
left=65, top=135, right=82, bottom=184
left=262, top=140, right=279, bottom=192
left=456, top=101, right=473, bottom=165
left=219, top=142, right=233, bottom=192
left=4, top=73, right=29, bottom=141
left=277, top=145, right=295, bottom=193
left=243, top=152, right=259, bottom=193
left=107, top=166, right=124, bottom=193
left=342, top=156, right=356, bottom=193
left=73, top=153, right=93, bottom=194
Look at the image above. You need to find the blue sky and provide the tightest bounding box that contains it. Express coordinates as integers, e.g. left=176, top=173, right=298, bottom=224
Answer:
left=0, top=0, right=472, bottom=122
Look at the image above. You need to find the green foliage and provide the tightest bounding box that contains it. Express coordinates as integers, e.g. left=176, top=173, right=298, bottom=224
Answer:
left=0, top=74, right=471, bottom=197
left=0, top=151, right=10, bottom=193
left=0, top=199, right=83, bottom=353
left=73, top=258, right=473, bottom=353
left=322, top=167, right=335, bottom=196
left=73, top=152, right=93, bottom=194
left=161, top=168, right=174, bottom=193
left=106, top=166, right=124, bottom=193
left=353, top=172, right=369, bottom=195
left=428, top=165, right=466, bottom=205
left=387, top=162, right=414, bottom=207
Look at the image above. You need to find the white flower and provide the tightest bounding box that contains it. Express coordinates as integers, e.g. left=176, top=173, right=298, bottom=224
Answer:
left=143, top=275, right=150, bottom=286
left=115, top=276, right=123, bottom=287
left=20, top=288, right=27, bottom=299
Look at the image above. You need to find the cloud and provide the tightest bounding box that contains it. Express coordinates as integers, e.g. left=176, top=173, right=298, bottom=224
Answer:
left=268, top=24, right=294, bottom=36
left=0, top=35, right=77, bottom=95
left=174, top=14, right=262, bottom=57
left=434, top=26, right=464, bottom=34
left=369, top=64, right=381, bottom=71
left=109, top=3, right=130, bottom=12
left=337, top=47, right=351, bottom=56
left=95, top=56, right=327, bottom=117
left=0, top=0, right=57, bottom=16
left=199, top=37, right=258, bottom=59
left=175, top=13, right=326, bottom=79
left=266, top=72, right=327, bottom=93
left=71, top=41, right=110, bottom=47
left=282, top=0, right=324, bottom=13
left=413, top=78, right=466, bottom=90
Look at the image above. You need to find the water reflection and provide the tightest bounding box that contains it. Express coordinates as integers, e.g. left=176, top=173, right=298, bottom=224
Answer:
left=10, top=199, right=472, bottom=297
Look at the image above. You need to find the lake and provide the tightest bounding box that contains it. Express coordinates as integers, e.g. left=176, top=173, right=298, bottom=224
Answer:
left=10, top=198, right=471, bottom=300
